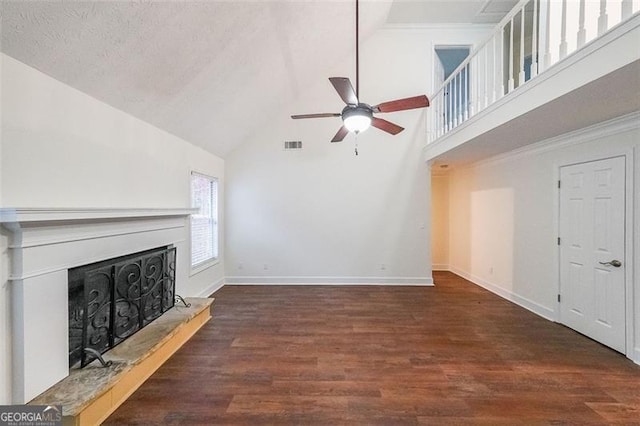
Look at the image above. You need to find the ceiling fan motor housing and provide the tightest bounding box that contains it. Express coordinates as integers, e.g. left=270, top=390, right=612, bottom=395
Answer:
left=341, top=103, right=373, bottom=120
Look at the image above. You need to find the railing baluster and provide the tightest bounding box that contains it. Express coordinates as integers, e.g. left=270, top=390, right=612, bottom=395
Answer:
left=470, top=61, right=474, bottom=119
left=427, top=99, right=432, bottom=142
left=519, top=7, right=526, bottom=86
left=449, top=79, right=453, bottom=129
left=621, top=0, right=633, bottom=19
left=478, top=49, right=489, bottom=109
left=497, top=30, right=504, bottom=99
left=433, top=97, right=438, bottom=139
left=477, top=53, right=482, bottom=111
left=447, top=81, right=452, bottom=131
left=464, top=63, right=469, bottom=120
left=577, top=0, right=586, bottom=47
left=542, top=0, right=552, bottom=71
left=443, top=84, right=447, bottom=133
left=532, top=0, right=539, bottom=78
left=491, top=36, right=497, bottom=102
left=462, top=70, right=466, bottom=121
left=432, top=101, right=436, bottom=142
left=473, top=55, right=479, bottom=114
left=467, top=57, right=480, bottom=117
left=457, top=72, right=462, bottom=124
left=432, top=52, right=446, bottom=139
left=598, top=0, right=608, bottom=35
left=437, top=87, right=441, bottom=139
left=456, top=72, right=462, bottom=125
left=436, top=96, right=439, bottom=138
left=508, top=18, right=515, bottom=92
left=560, top=0, right=568, bottom=59
left=439, top=87, right=443, bottom=134
left=438, top=89, right=442, bottom=136
left=486, top=43, right=494, bottom=105
left=440, top=93, right=445, bottom=136
left=450, top=79, right=454, bottom=130
left=451, top=77, right=456, bottom=128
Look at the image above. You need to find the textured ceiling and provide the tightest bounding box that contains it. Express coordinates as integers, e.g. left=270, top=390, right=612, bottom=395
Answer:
left=1, top=1, right=512, bottom=157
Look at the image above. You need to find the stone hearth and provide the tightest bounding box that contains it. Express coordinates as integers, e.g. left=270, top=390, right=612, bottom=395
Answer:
left=30, top=297, right=213, bottom=426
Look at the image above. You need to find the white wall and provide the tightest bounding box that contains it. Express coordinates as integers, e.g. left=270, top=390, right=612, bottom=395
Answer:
left=0, top=53, right=225, bottom=403
left=0, top=230, right=8, bottom=404
left=0, top=41, right=8, bottom=406
left=446, top=113, right=640, bottom=361
left=224, top=25, right=490, bottom=284
left=431, top=173, right=449, bottom=270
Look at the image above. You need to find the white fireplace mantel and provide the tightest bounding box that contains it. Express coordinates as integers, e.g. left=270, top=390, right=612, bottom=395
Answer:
left=0, top=207, right=198, bottom=223
left=1, top=207, right=197, bottom=403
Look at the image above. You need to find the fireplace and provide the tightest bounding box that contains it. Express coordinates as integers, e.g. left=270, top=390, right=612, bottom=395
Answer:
left=68, top=246, right=177, bottom=368
left=0, top=207, right=196, bottom=403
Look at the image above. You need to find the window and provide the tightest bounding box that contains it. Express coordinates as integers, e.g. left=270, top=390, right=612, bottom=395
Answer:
left=191, top=172, right=218, bottom=268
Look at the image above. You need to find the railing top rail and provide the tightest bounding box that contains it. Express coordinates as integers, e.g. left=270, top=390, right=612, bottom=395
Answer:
left=430, top=0, right=531, bottom=98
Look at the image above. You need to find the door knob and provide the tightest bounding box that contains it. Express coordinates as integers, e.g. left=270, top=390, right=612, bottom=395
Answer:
left=599, top=260, right=622, bottom=267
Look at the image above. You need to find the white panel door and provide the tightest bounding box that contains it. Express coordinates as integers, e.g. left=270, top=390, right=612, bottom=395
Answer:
left=559, top=156, right=626, bottom=353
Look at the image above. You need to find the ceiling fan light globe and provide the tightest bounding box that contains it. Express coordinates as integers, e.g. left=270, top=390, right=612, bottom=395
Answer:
left=344, top=114, right=372, bottom=133
left=342, top=105, right=373, bottom=133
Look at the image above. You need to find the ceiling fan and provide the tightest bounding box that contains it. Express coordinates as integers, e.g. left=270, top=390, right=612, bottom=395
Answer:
left=291, top=0, right=430, bottom=143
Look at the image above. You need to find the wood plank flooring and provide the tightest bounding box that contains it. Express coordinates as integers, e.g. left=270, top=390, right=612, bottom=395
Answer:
left=105, top=272, right=640, bottom=425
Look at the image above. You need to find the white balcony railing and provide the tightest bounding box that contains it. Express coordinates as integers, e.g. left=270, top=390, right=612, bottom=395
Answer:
left=427, top=0, right=639, bottom=143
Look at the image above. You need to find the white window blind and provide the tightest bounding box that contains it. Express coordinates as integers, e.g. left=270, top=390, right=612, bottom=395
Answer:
left=191, top=173, right=218, bottom=267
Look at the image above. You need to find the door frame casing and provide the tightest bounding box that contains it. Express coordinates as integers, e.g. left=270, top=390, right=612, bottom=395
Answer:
left=555, top=148, right=636, bottom=362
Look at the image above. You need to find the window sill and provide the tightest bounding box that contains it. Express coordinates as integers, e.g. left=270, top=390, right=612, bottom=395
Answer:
left=190, top=258, right=220, bottom=276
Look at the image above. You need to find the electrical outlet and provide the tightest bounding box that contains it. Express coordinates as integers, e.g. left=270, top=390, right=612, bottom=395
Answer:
left=381, top=264, right=386, bottom=271
left=263, top=263, right=268, bottom=270
left=489, top=267, right=494, bottom=274
left=238, top=263, right=244, bottom=270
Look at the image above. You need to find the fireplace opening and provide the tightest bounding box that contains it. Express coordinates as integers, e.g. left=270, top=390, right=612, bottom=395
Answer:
left=68, top=245, right=176, bottom=368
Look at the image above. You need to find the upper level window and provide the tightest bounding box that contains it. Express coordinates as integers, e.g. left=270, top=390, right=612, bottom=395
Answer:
left=191, top=172, right=218, bottom=268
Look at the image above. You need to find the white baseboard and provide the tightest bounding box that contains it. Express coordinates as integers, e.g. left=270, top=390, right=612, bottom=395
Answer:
left=196, top=277, right=225, bottom=297
left=432, top=264, right=449, bottom=271
left=634, top=347, right=640, bottom=366
left=447, top=266, right=556, bottom=321
left=224, top=276, right=434, bottom=286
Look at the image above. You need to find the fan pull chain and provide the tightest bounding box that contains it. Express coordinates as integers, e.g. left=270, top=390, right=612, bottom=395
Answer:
left=355, top=133, right=359, bottom=156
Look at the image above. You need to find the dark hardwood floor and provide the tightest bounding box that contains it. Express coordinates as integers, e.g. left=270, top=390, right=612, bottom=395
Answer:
left=105, top=272, right=640, bottom=425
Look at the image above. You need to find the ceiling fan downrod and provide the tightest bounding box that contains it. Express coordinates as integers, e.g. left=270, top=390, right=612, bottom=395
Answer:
left=355, top=0, right=360, bottom=100
left=289, top=0, right=430, bottom=143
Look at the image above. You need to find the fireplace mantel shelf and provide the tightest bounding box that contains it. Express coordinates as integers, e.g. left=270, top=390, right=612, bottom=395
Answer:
left=0, top=207, right=198, bottom=223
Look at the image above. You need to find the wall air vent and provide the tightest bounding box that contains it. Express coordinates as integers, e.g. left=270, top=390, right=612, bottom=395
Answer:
left=284, top=140, right=302, bottom=150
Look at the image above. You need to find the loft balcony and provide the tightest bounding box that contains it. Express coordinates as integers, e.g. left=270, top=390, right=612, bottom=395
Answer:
left=424, top=0, right=640, bottom=165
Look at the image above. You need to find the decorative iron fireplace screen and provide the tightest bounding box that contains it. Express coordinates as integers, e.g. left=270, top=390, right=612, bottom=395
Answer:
left=68, top=246, right=176, bottom=368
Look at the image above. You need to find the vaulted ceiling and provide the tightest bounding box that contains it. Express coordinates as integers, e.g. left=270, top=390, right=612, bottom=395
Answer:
left=1, top=1, right=516, bottom=157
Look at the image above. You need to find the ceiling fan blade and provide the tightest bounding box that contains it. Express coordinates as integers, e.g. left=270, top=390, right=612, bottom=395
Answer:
left=373, top=95, right=430, bottom=113
left=371, top=117, right=404, bottom=135
left=329, top=77, right=358, bottom=105
left=331, top=126, right=349, bottom=143
left=291, top=113, right=341, bottom=119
